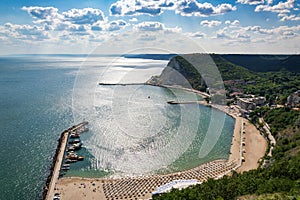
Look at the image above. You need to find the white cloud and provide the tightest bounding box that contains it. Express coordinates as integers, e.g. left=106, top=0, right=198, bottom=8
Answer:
left=200, top=20, right=221, bottom=27
left=62, top=8, right=106, bottom=24
left=255, top=0, right=295, bottom=13
left=104, top=20, right=128, bottom=31
left=175, top=0, right=236, bottom=17
left=129, top=18, right=138, bottom=22
left=21, top=6, right=128, bottom=36
left=245, top=25, right=273, bottom=34
left=210, top=23, right=300, bottom=47
left=186, top=31, right=206, bottom=38
left=281, top=30, right=296, bottom=38
left=133, top=21, right=181, bottom=33
left=4, top=23, right=50, bottom=41
left=22, top=6, right=60, bottom=20
left=235, top=32, right=251, bottom=38
left=232, top=20, right=240, bottom=26
left=22, top=6, right=107, bottom=30
left=4, top=6, right=131, bottom=46
left=237, top=0, right=264, bottom=5
left=134, top=21, right=164, bottom=31
left=225, top=20, right=240, bottom=26
left=215, top=28, right=230, bottom=38
left=138, top=34, right=157, bottom=41
left=109, top=0, right=235, bottom=17
left=244, top=24, right=300, bottom=37
left=67, top=24, right=93, bottom=36
left=110, top=0, right=175, bottom=16
left=278, top=13, right=300, bottom=21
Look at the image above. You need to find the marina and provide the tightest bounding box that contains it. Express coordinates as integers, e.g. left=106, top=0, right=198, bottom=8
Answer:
left=49, top=114, right=245, bottom=200
left=43, top=121, right=89, bottom=200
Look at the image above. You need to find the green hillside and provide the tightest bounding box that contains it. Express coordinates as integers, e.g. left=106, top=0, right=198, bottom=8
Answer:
left=153, top=54, right=300, bottom=105
left=211, top=54, right=258, bottom=81
left=221, top=55, right=300, bottom=72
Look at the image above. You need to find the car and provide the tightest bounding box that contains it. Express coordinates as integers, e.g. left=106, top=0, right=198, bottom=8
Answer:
left=53, top=193, right=60, bottom=200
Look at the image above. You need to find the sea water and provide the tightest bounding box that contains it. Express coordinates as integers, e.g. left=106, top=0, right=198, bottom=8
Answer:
left=0, top=55, right=234, bottom=199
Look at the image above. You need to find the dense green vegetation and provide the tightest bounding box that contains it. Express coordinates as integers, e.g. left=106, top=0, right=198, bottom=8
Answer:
left=221, top=54, right=300, bottom=72
left=159, top=54, right=300, bottom=105
left=172, top=55, right=205, bottom=91
left=153, top=108, right=300, bottom=200
left=211, top=54, right=257, bottom=81
left=241, top=70, right=300, bottom=104
left=211, top=55, right=300, bottom=105
left=251, top=107, right=300, bottom=136
left=152, top=54, right=300, bottom=200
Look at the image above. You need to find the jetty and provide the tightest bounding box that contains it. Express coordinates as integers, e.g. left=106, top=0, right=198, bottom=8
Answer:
left=42, top=122, right=88, bottom=200
left=99, top=83, right=145, bottom=86
left=167, top=100, right=208, bottom=105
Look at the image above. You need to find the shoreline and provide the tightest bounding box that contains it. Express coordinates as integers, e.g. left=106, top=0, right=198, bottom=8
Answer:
left=53, top=85, right=267, bottom=199
left=157, top=84, right=267, bottom=173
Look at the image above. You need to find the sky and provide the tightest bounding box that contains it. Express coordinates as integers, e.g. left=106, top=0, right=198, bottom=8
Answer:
left=0, top=0, right=299, bottom=54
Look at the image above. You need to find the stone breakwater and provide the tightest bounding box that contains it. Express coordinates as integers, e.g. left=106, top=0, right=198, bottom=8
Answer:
left=41, top=130, right=67, bottom=200
left=41, top=122, right=88, bottom=200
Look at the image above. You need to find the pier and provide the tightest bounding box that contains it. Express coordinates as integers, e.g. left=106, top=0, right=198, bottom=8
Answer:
left=167, top=100, right=208, bottom=105
left=99, top=83, right=146, bottom=86
left=42, top=122, right=88, bottom=200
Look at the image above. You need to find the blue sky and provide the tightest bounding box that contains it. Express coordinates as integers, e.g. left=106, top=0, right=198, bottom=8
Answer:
left=0, top=0, right=299, bottom=54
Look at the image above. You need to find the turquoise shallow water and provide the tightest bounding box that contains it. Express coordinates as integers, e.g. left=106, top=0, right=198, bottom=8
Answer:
left=0, top=55, right=234, bottom=199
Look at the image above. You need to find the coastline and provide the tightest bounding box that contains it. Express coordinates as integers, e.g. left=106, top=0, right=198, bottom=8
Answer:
left=52, top=85, right=267, bottom=200
left=157, top=84, right=267, bottom=173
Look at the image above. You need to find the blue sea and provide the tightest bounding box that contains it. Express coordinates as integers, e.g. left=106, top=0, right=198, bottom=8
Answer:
left=0, top=55, right=234, bottom=199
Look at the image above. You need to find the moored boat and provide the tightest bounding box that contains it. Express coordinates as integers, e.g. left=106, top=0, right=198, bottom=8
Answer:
left=77, top=156, right=84, bottom=161
left=68, top=139, right=81, bottom=144
left=65, top=159, right=77, bottom=163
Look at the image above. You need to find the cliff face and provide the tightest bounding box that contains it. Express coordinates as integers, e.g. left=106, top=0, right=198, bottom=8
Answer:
left=147, top=53, right=231, bottom=104
left=148, top=54, right=206, bottom=91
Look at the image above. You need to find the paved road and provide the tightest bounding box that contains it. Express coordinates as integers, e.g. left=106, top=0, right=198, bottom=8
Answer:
left=259, top=118, right=276, bottom=156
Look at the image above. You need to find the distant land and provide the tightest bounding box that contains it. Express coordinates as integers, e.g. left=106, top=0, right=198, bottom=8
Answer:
left=6, top=53, right=300, bottom=73
left=221, top=54, right=300, bottom=72
left=125, top=53, right=300, bottom=72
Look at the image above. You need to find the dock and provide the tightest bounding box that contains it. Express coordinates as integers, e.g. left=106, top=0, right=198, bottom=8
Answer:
left=42, top=122, right=88, bottom=200
left=167, top=100, right=208, bottom=105
left=98, top=83, right=145, bottom=86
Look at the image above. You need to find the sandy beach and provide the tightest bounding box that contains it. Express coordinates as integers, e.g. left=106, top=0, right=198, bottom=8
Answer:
left=237, top=120, right=267, bottom=172
left=54, top=178, right=106, bottom=200
left=51, top=87, right=267, bottom=200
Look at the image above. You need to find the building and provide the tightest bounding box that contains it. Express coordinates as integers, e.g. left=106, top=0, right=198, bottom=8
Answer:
left=237, top=96, right=265, bottom=113
left=286, top=90, right=300, bottom=107
left=152, top=179, right=200, bottom=196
